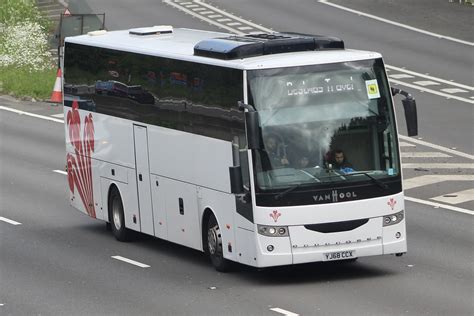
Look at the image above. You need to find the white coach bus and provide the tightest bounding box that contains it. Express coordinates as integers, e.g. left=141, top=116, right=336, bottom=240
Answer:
left=63, top=26, right=418, bottom=271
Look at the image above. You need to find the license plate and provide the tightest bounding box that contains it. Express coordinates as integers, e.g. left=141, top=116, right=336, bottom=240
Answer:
left=323, top=250, right=356, bottom=261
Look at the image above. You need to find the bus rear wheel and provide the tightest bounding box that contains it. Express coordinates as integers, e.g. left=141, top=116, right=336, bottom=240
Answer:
left=206, top=215, right=232, bottom=272
left=109, top=187, right=132, bottom=241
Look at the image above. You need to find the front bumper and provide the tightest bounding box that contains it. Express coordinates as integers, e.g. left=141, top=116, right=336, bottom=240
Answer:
left=253, top=218, right=406, bottom=267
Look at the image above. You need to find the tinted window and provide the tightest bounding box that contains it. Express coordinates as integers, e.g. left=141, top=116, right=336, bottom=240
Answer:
left=64, top=43, right=244, bottom=141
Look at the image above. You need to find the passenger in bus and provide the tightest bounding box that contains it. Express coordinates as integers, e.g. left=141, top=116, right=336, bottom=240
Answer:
left=330, top=149, right=354, bottom=173
left=296, top=155, right=310, bottom=169
left=290, top=148, right=311, bottom=169
left=265, top=135, right=289, bottom=167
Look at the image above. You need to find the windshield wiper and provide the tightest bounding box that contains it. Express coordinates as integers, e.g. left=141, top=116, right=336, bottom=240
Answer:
left=273, top=170, right=322, bottom=200
left=342, top=171, right=388, bottom=189
left=274, top=183, right=303, bottom=201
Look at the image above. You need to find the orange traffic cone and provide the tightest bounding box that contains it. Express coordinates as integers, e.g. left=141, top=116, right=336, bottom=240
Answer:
left=50, top=68, right=63, bottom=103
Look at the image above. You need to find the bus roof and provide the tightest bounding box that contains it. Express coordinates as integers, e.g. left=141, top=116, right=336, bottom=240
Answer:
left=65, top=27, right=382, bottom=70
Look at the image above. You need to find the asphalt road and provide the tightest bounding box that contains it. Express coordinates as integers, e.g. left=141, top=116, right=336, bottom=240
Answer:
left=0, top=104, right=472, bottom=315
left=1, top=0, right=473, bottom=315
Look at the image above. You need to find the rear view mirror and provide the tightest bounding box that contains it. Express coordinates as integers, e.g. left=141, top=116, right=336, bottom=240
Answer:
left=229, top=166, right=244, bottom=194
left=245, top=111, right=263, bottom=150
left=238, top=101, right=263, bottom=150
left=392, top=88, right=418, bottom=137
left=402, top=98, right=418, bottom=137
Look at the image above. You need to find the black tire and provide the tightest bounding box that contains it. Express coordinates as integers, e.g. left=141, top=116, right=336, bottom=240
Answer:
left=109, top=187, right=132, bottom=241
left=206, top=214, right=232, bottom=272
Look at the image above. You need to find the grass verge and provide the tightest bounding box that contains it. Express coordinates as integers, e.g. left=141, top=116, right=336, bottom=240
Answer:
left=0, top=66, right=57, bottom=100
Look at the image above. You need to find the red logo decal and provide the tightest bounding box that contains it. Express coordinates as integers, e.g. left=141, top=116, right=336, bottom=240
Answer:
left=66, top=100, right=96, bottom=218
left=387, top=198, right=397, bottom=210
left=270, top=210, right=281, bottom=223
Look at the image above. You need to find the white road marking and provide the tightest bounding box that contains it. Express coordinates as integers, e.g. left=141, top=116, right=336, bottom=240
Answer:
left=405, top=196, right=473, bottom=215
left=431, top=188, right=474, bottom=205
left=412, top=80, right=440, bottom=87
left=386, top=65, right=474, bottom=91
left=53, top=169, right=68, bottom=175
left=401, top=152, right=451, bottom=158
left=318, top=0, right=474, bottom=46
left=111, top=256, right=150, bottom=268
left=0, top=106, right=64, bottom=123
left=398, top=135, right=474, bottom=160
left=227, top=22, right=242, bottom=26
left=163, top=0, right=246, bottom=35
left=389, top=74, right=415, bottom=79
left=0, top=216, right=22, bottom=225
left=195, top=0, right=272, bottom=32
left=238, top=26, right=254, bottom=31
left=270, top=307, right=299, bottom=316
left=166, top=0, right=473, bottom=105
left=217, top=18, right=232, bottom=22
left=399, top=141, right=416, bottom=147
left=192, top=7, right=205, bottom=11
left=389, top=79, right=474, bottom=104
left=403, top=163, right=474, bottom=169
left=440, top=88, right=468, bottom=94
left=403, top=175, right=474, bottom=190
left=51, top=113, right=64, bottom=118
left=200, top=11, right=214, bottom=14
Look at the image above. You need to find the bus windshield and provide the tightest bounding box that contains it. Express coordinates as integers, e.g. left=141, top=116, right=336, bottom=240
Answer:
left=248, top=58, right=400, bottom=194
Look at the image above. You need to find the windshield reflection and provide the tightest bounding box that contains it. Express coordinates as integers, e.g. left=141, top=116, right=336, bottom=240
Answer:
left=248, top=58, right=400, bottom=192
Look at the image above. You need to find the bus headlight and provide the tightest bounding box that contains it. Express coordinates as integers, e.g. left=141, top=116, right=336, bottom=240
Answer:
left=258, top=225, right=289, bottom=237
left=383, top=210, right=404, bottom=226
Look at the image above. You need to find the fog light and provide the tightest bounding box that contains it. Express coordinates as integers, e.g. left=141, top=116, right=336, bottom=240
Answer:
left=267, top=245, right=274, bottom=252
left=395, top=232, right=401, bottom=239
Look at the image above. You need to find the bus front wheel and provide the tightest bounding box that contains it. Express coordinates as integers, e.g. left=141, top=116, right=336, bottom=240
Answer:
left=206, top=214, right=232, bottom=272
left=109, top=187, right=132, bottom=241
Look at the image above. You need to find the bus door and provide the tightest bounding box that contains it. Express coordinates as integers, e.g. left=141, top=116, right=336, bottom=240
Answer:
left=133, top=125, right=154, bottom=235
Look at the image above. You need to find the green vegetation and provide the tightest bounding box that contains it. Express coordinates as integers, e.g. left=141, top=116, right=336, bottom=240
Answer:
left=0, top=0, right=51, bottom=30
left=0, top=66, right=56, bottom=99
left=0, top=0, right=56, bottom=100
